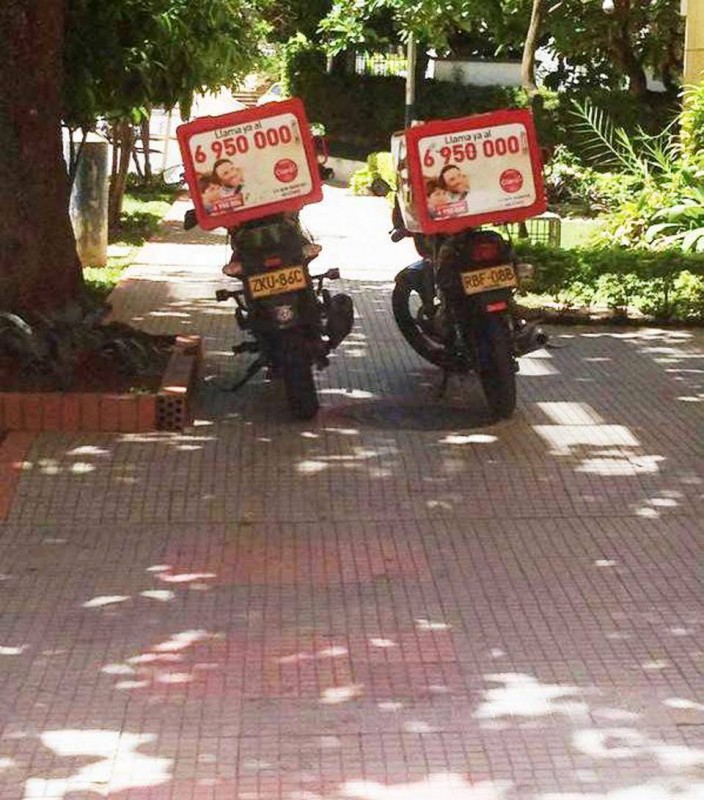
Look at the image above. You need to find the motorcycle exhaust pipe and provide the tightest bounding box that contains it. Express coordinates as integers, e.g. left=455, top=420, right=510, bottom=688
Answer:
left=514, top=323, right=549, bottom=356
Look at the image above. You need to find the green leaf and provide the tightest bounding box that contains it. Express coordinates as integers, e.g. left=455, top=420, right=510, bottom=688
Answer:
left=682, top=227, right=704, bottom=252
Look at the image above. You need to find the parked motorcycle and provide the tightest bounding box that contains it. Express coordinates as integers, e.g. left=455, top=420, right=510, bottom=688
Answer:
left=176, top=98, right=352, bottom=420
left=390, top=201, right=547, bottom=420
left=184, top=206, right=353, bottom=420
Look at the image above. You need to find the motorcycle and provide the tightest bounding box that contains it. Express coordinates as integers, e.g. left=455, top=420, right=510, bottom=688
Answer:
left=185, top=177, right=353, bottom=420
left=389, top=200, right=547, bottom=420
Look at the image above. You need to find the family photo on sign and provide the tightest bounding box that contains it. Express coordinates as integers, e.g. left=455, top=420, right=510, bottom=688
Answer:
left=178, top=101, right=321, bottom=231
left=197, top=159, right=246, bottom=214
left=425, top=164, right=471, bottom=219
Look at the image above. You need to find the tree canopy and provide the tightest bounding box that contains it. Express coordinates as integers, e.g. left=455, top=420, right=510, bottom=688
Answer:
left=1, top=0, right=270, bottom=313
left=261, top=0, right=333, bottom=42
left=542, top=0, right=683, bottom=94
left=64, top=0, right=269, bottom=127
left=318, top=0, right=684, bottom=95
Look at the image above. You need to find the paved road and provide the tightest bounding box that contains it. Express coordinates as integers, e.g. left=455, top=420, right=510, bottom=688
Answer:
left=1, top=187, right=703, bottom=799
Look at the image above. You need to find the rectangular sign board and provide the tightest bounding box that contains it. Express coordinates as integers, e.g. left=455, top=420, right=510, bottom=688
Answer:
left=399, top=108, right=547, bottom=234
left=177, top=98, right=323, bottom=230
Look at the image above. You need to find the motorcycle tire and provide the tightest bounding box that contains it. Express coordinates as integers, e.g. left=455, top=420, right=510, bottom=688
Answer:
left=391, top=279, right=466, bottom=373
left=476, top=318, right=517, bottom=420
left=326, top=293, right=354, bottom=349
left=281, top=332, right=319, bottom=420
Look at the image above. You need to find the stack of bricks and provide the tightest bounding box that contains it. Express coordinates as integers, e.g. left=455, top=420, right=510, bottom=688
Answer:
left=0, top=335, right=201, bottom=433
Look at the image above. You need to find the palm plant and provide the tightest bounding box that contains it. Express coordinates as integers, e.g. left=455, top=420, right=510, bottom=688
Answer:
left=645, top=184, right=704, bottom=253
left=570, top=97, right=681, bottom=182
left=571, top=94, right=704, bottom=253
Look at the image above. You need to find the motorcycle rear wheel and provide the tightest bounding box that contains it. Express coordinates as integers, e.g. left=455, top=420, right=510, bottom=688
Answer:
left=391, top=279, right=466, bottom=372
left=281, top=332, right=319, bottom=420
left=476, top=319, right=516, bottom=420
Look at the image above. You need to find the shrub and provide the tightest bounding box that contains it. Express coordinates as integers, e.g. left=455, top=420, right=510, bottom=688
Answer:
left=646, top=183, right=704, bottom=253
left=350, top=151, right=397, bottom=196
left=280, top=34, right=326, bottom=97
left=681, top=80, right=704, bottom=167
left=591, top=180, right=674, bottom=248
left=567, top=96, right=704, bottom=255
left=516, top=241, right=704, bottom=321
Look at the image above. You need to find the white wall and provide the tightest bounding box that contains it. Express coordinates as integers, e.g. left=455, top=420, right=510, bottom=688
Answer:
left=429, top=59, right=523, bottom=87
left=429, top=57, right=667, bottom=93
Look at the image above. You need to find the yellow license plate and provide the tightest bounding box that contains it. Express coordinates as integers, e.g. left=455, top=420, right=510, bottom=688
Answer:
left=461, top=265, right=517, bottom=296
left=248, top=266, right=307, bottom=299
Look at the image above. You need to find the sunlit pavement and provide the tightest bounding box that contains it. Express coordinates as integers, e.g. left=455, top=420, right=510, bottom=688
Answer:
left=1, top=186, right=704, bottom=799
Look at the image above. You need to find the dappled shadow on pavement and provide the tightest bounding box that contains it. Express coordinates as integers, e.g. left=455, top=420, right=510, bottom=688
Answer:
left=1, top=191, right=703, bottom=798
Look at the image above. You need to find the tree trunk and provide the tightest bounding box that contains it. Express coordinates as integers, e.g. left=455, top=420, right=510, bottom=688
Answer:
left=108, top=119, right=134, bottom=228
left=329, top=50, right=351, bottom=76
left=521, top=0, right=543, bottom=96
left=608, top=0, right=648, bottom=97
left=140, top=113, right=152, bottom=184
left=0, top=0, right=83, bottom=314
left=613, top=30, right=648, bottom=96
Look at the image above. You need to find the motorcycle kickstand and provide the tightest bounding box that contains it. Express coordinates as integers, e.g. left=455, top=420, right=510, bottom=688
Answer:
left=435, top=369, right=450, bottom=399
left=227, top=357, right=265, bottom=393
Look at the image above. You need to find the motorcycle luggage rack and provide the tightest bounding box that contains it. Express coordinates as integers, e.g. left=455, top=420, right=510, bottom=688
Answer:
left=503, top=213, right=561, bottom=247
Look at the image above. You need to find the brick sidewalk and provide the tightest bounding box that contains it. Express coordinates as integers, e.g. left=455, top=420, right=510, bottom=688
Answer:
left=1, top=188, right=704, bottom=799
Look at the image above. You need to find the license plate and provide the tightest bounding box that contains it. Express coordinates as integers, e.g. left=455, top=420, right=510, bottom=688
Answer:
left=248, top=266, right=307, bottom=299
left=461, top=265, right=517, bottom=296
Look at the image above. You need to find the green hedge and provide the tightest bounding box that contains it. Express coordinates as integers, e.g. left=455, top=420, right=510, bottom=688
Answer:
left=517, top=242, right=704, bottom=321
left=349, top=151, right=397, bottom=195
left=290, top=69, right=524, bottom=158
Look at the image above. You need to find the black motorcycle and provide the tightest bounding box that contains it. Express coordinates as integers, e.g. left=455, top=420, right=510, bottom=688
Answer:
left=390, top=202, right=547, bottom=420
left=190, top=209, right=353, bottom=420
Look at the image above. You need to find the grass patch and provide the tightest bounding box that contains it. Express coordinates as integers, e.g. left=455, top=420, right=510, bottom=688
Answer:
left=559, top=217, right=604, bottom=250
left=83, top=179, right=180, bottom=305
left=111, top=181, right=178, bottom=248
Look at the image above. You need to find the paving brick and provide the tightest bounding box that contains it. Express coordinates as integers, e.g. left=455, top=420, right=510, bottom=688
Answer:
left=60, top=394, right=81, bottom=431
left=1, top=393, right=24, bottom=429
left=78, top=392, right=101, bottom=430
left=22, top=393, right=42, bottom=430
left=137, top=394, right=157, bottom=432
left=40, top=393, right=62, bottom=431
left=1, top=189, right=703, bottom=800
left=100, top=393, right=124, bottom=432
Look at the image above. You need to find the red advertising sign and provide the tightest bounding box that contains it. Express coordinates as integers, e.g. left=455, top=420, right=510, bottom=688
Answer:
left=401, top=108, right=547, bottom=234
left=176, top=98, right=323, bottom=230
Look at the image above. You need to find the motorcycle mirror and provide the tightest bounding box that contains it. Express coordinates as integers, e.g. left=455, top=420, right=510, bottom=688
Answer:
left=184, top=209, right=198, bottom=230
left=370, top=177, right=391, bottom=197
left=325, top=268, right=340, bottom=280
left=312, top=134, right=329, bottom=165
left=515, top=263, right=535, bottom=281
left=162, top=164, right=185, bottom=186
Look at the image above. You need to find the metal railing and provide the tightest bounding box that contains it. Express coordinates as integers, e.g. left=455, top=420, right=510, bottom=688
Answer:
left=354, top=51, right=407, bottom=77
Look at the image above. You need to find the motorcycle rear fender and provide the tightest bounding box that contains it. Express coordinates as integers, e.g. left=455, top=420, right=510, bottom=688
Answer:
left=395, top=259, right=434, bottom=305
left=462, top=286, right=514, bottom=312
left=463, top=306, right=514, bottom=369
